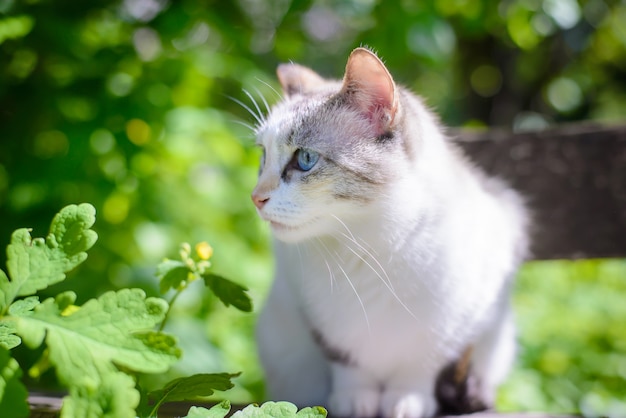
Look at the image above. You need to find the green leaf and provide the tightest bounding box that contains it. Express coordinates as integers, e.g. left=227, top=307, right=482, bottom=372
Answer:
left=14, top=288, right=181, bottom=417
left=185, top=401, right=231, bottom=418
left=0, top=269, right=9, bottom=313
left=0, top=295, right=40, bottom=349
left=61, top=370, right=139, bottom=418
left=16, top=288, right=180, bottom=374
left=149, top=373, right=238, bottom=405
left=231, top=402, right=327, bottom=418
left=1, top=203, right=97, bottom=308
left=295, top=406, right=328, bottom=418
left=8, top=296, right=40, bottom=315
left=0, top=346, right=29, bottom=418
left=0, top=321, right=20, bottom=350
left=156, top=259, right=191, bottom=293
left=202, top=273, right=252, bottom=312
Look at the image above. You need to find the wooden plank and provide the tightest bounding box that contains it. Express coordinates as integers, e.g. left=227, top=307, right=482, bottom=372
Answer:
left=455, top=123, right=626, bottom=260
left=26, top=394, right=577, bottom=417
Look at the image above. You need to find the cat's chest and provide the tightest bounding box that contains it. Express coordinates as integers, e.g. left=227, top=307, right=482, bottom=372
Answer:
left=276, top=240, right=452, bottom=358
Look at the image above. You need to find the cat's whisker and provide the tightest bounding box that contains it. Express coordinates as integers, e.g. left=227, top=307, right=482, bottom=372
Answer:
left=330, top=214, right=379, bottom=256
left=331, top=249, right=371, bottom=332
left=227, top=95, right=264, bottom=126
left=330, top=214, right=393, bottom=291
left=255, top=77, right=283, bottom=101
left=243, top=89, right=266, bottom=124
left=230, top=118, right=258, bottom=134
left=346, top=238, right=419, bottom=322
left=252, top=85, right=272, bottom=116
left=330, top=216, right=419, bottom=321
left=313, top=235, right=369, bottom=329
left=341, top=233, right=397, bottom=293
left=313, top=238, right=336, bottom=293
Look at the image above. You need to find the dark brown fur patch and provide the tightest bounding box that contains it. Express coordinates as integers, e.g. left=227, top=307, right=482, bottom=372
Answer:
left=310, top=328, right=354, bottom=366
left=435, top=347, right=489, bottom=415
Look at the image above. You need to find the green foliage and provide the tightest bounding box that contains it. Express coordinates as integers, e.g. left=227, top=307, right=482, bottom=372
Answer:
left=156, top=242, right=252, bottom=314
left=499, top=259, right=626, bottom=416
left=0, top=204, right=254, bottom=417
left=143, top=373, right=239, bottom=417
left=185, top=401, right=232, bottom=418
left=185, top=401, right=327, bottom=418
left=0, top=346, right=28, bottom=417
left=231, top=402, right=327, bottom=418
left=203, top=274, right=253, bottom=313
left=1, top=203, right=97, bottom=312
left=0, top=204, right=178, bottom=416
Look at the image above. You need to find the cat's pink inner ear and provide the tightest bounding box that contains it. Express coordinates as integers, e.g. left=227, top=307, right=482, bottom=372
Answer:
left=341, top=48, right=398, bottom=134
left=277, top=63, right=325, bottom=97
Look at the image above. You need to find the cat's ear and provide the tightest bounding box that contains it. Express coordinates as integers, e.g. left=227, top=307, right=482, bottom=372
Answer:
left=341, top=48, right=398, bottom=135
left=277, top=63, right=325, bottom=97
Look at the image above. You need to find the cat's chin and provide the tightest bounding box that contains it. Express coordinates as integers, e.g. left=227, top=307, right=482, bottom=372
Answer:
left=268, top=219, right=323, bottom=243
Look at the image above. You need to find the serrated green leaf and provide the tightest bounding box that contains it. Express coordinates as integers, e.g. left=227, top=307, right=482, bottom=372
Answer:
left=149, top=373, right=238, bottom=405
left=185, top=400, right=231, bottom=418
left=156, top=259, right=191, bottom=293
left=0, top=322, right=20, bottom=350
left=0, top=269, right=9, bottom=313
left=0, top=346, right=29, bottom=418
left=8, top=296, right=39, bottom=316
left=61, top=369, right=139, bottom=418
left=14, top=288, right=181, bottom=417
left=202, top=273, right=252, bottom=312
left=295, top=406, right=328, bottom=418
left=231, top=402, right=327, bottom=418
left=2, top=204, right=97, bottom=306
left=16, top=288, right=180, bottom=374
left=53, top=290, right=77, bottom=313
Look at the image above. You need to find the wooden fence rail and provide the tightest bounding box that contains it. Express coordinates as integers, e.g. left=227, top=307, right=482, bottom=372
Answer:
left=456, top=123, right=626, bottom=260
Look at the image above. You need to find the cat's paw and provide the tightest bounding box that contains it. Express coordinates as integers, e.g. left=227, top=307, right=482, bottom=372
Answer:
left=380, top=390, right=437, bottom=418
left=328, top=388, right=380, bottom=418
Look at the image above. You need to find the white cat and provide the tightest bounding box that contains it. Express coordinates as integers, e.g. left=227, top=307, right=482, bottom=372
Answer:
left=252, top=47, right=528, bottom=418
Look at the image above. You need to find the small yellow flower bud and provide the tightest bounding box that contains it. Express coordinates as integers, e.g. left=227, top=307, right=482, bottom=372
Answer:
left=195, top=241, right=213, bottom=261
left=61, top=304, right=81, bottom=317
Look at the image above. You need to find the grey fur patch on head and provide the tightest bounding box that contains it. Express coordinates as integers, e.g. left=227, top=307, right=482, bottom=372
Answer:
left=257, top=88, right=406, bottom=204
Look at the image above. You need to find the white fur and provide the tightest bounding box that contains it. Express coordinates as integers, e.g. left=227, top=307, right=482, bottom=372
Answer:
left=254, top=49, right=528, bottom=418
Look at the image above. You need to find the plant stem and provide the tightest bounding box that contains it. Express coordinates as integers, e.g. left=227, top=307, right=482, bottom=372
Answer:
left=149, top=398, right=165, bottom=418
left=158, top=288, right=183, bottom=332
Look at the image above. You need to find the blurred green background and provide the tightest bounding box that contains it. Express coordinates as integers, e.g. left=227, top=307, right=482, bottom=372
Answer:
left=1, top=0, right=625, bottom=415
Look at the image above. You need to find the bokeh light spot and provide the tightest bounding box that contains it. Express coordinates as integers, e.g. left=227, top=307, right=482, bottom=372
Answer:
left=546, top=77, right=583, bottom=113
left=107, top=73, right=135, bottom=97
left=133, top=27, right=162, bottom=61
left=470, top=65, right=502, bottom=97
left=33, top=130, right=69, bottom=159
left=103, top=193, right=130, bottom=224
left=131, top=152, right=157, bottom=177
left=90, top=129, right=116, bottom=155
left=126, top=118, right=151, bottom=145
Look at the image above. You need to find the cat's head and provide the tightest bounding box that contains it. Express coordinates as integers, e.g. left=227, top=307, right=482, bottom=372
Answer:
left=252, top=48, right=411, bottom=242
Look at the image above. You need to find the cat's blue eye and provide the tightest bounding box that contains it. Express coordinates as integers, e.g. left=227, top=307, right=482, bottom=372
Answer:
left=295, top=148, right=319, bottom=171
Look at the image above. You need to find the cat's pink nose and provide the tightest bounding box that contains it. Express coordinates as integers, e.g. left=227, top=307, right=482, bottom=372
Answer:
left=252, top=192, right=269, bottom=209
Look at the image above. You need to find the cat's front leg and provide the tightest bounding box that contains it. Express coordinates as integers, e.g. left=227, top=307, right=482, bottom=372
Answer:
left=380, top=381, right=438, bottom=418
left=327, top=363, right=381, bottom=418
